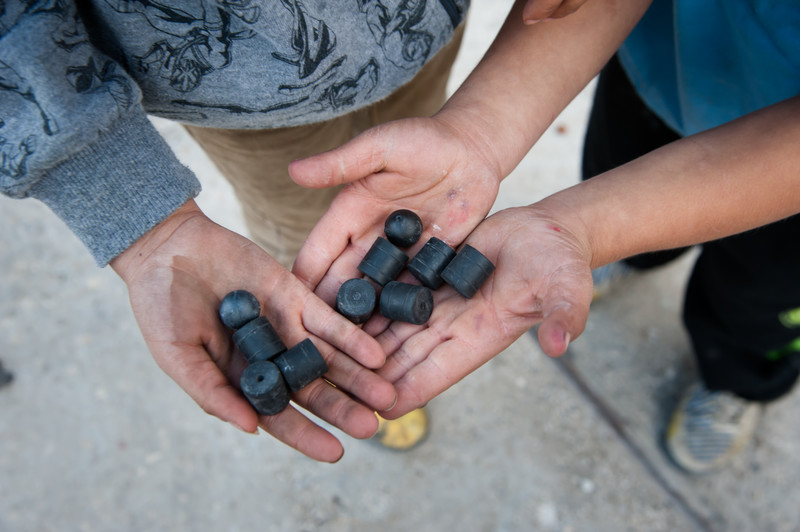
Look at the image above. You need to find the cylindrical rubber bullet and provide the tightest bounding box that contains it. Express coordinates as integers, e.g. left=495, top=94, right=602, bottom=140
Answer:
left=232, top=316, right=287, bottom=363
left=407, top=237, right=456, bottom=289
left=379, top=281, right=434, bottom=325
left=240, top=360, right=290, bottom=416
left=336, top=278, right=376, bottom=324
left=219, top=290, right=261, bottom=330
left=357, top=237, right=408, bottom=286
left=272, top=339, right=329, bottom=393
left=441, top=244, right=496, bottom=299
left=384, top=209, right=423, bottom=248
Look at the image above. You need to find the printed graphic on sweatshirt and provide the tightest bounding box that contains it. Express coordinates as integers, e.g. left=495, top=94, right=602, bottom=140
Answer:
left=1, top=0, right=136, bottom=182
left=0, top=132, right=36, bottom=179
left=272, top=0, right=335, bottom=79
left=106, top=0, right=259, bottom=92
left=67, top=57, right=136, bottom=110
left=171, top=0, right=438, bottom=121
left=106, top=0, right=457, bottom=125
left=0, top=61, right=59, bottom=136
left=171, top=0, right=379, bottom=121
left=1, top=0, right=88, bottom=50
left=358, top=0, right=433, bottom=70
left=0, top=0, right=74, bottom=141
left=0, top=59, right=51, bottom=179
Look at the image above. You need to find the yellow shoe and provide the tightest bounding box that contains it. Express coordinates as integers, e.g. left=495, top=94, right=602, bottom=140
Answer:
left=373, top=408, right=429, bottom=451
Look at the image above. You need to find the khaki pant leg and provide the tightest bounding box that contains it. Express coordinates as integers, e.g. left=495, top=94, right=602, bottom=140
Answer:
left=184, top=23, right=465, bottom=268
left=185, top=116, right=359, bottom=268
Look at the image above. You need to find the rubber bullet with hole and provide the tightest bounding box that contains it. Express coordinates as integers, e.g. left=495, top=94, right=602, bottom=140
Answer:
left=407, top=237, right=456, bottom=289
left=380, top=281, right=434, bottom=325
left=357, top=237, right=408, bottom=286
left=272, top=339, right=329, bottom=393
left=232, top=316, right=287, bottom=363
left=336, top=278, right=376, bottom=324
left=240, top=360, right=290, bottom=415
left=441, top=244, right=496, bottom=298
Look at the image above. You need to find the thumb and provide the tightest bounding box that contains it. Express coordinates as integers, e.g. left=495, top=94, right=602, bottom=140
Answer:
left=289, top=127, right=389, bottom=189
left=537, top=301, right=588, bottom=357
left=534, top=258, right=593, bottom=356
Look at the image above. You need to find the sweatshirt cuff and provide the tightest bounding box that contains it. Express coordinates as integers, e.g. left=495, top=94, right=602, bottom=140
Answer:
left=28, top=111, right=202, bottom=266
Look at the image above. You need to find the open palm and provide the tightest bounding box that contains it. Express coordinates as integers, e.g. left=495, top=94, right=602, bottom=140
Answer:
left=372, top=206, right=595, bottom=417
left=289, top=116, right=502, bottom=305
left=116, top=207, right=396, bottom=462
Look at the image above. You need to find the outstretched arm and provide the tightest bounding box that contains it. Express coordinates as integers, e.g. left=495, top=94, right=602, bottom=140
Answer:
left=378, top=94, right=800, bottom=417
left=290, top=0, right=652, bottom=305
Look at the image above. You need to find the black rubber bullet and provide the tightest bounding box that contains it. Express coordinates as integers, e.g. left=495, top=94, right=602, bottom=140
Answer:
left=272, top=339, right=329, bottom=393
left=384, top=209, right=423, bottom=248
left=232, top=316, right=287, bottom=363
left=357, top=237, right=408, bottom=286
left=336, top=278, right=376, bottom=324
left=240, top=360, right=290, bottom=416
left=379, top=281, right=434, bottom=325
left=441, top=244, right=496, bottom=298
left=407, top=237, right=457, bottom=289
left=219, top=290, right=261, bottom=330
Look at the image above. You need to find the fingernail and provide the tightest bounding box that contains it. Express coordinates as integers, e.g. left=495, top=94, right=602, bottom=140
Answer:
left=524, top=18, right=541, bottom=25
left=383, top=393, right=399, bottom=412
left=230, top=421, right=259, bottom=435
left=563, top=331, right=571, bottom=351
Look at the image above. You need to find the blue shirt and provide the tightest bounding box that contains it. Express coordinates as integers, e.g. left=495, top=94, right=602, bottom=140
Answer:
left=618, top=0, right=800, bottom=136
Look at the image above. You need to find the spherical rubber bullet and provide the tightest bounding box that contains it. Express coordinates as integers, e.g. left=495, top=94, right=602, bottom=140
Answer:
left=407, top=237, right=457, bottom=289
left=272, top=339, right=329, bottom=393
left=219, top=290, right=261, bottom=330
left=384, top=209, right=423, bottom=248
left=232, top=316, right=287, bottom=363
left=336, top=278, right=376, bottom=324
left=240, top=360, right=290, bottom=416
left=379, top=281, right=434, bottom=325
left=357, top=237, right=408, bottom=286
left=441, top=244, right=496, bottom=298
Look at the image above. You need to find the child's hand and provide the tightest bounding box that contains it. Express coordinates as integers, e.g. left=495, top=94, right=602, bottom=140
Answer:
left=373, top=206, right=594, bottom=418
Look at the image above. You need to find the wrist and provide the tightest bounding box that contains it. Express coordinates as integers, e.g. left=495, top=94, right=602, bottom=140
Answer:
left=523, top=191, right=595, bottom=267
left=432, top=105, right=507, bottom=186
left=110, top=199, right=205, bottom=283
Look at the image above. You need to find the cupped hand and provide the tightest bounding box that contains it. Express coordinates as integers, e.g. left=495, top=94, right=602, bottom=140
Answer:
left=372, top=205, right=595, bottom=418
left=111, top=201, right=397, bottom=462
left=288, top=116, right=502, bottom=306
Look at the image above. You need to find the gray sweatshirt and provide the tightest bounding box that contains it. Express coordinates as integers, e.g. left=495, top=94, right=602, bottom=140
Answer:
left=0, top=0, right=468, bottom=265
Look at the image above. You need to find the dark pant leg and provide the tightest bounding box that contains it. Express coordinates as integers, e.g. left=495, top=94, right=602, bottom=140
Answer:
left=685, top=218, right=800, bottom=401
left=583, top=57, right=800, bottom=401
left=582, top=56, right=688, bottom=269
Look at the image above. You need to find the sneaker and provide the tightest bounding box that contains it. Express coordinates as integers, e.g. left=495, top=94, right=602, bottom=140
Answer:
left=591, top=261, right=634, bottom=301
left=664, top=382, right=760, bottom=473
left=373, top=407, right=429, bottom=451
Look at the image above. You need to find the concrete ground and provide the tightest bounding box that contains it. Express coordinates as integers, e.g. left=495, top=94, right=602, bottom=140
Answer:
left=2, top=3, right=799, bottom=531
